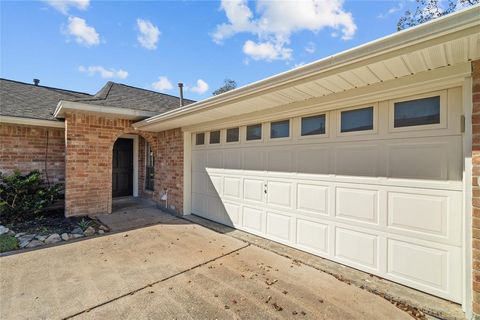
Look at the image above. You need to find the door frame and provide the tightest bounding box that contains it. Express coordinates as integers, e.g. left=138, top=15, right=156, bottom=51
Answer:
left=118, top=134, right=139, bottom=197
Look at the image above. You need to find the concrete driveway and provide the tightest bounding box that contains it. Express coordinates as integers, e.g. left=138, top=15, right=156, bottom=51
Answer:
left=0, top=214, right=411, bottom=320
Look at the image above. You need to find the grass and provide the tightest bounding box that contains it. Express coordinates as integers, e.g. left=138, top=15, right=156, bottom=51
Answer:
left=0, top=234, right=18, bottom=253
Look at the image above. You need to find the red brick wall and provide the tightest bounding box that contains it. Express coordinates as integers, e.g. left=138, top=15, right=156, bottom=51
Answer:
left=472, top=59, right=480, bottom=315
left=0, top=123, right=65, bottom=185
left=64, top=112, right=183, bottom=216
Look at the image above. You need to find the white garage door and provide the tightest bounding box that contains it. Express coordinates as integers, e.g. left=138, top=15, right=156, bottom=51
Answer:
left=190, top=88, right=464, bottom=302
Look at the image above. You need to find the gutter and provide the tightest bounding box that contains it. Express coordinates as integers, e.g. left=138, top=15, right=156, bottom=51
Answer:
left=54, top=100, right=157, bottom=120
left=0, top=115, right=65, bottom=128
left=132, top=4, right=480, bottom=130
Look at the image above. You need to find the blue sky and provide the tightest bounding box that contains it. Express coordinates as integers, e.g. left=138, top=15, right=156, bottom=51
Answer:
left=1, top=0, right=415, bottom=100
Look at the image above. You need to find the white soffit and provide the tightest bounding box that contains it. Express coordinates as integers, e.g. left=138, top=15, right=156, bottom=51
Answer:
left=134, top=5, right=480, bottom=132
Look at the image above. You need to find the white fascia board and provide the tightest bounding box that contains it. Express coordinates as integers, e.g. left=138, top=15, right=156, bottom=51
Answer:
left=54, top=100, right=157, bottom=120
left=133, top=4, right=480, bottom=130
left=0, top=115, right=65, bottom=128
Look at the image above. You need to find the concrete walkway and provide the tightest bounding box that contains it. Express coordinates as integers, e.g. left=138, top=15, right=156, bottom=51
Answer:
left=0, top=211, right=411, bottom=320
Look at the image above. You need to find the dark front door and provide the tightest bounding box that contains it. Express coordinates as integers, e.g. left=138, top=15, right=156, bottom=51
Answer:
left=112, top=138, right=133, bottom=197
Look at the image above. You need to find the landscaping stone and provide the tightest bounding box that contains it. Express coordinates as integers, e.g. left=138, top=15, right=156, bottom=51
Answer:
left=83, top=226, right=96, bottom=236
left=71, top=227, right=83, bottom=235
left=61, top=233, right=69, bottom=241
left=35, top=235, right=47, bottom=241
left=0, top=225, right=9, bottom=235
left=98, top=225, right=109, bottom=231
left=44, top=233, right=61, bottom=244
left=26, top=240, right=43, bottom=248
left=98, top=230, right=105, bottom=235
left=18, top=234, right=36, bottom=248
left=70, top=234, right=84, bottom=239
left=15, top=232, right=26, bottom=238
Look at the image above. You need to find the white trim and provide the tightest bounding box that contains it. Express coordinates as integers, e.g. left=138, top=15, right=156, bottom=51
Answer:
left=0, top=116, right=65, bottom=128
left=183, top=131, right=192, bottom=216
left=119, top=134, right=139, bottom=197
left=55, top=100, right=156, bottom=120
left=462, top=75, right=473, bottom=318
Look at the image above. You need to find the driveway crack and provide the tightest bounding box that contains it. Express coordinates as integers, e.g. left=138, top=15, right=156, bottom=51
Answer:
left=63, top=243, right=250, bottom=319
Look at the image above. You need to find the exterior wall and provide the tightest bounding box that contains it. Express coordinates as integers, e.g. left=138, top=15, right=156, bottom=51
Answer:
left=0, top=123, right=65, bottom=184
left=472, top=59, right=480, bottom=315
left=64, top=112, right=183, bottom=216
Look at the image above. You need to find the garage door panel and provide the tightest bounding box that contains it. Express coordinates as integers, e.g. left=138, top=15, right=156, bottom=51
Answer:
left=267, top=149, right=293, bottom=172
left=192, top=151, right=206, bottom=171
left=206, top=174, right=222, bottom=196
left=191, top=192, right=205, bottom=216
left=296, top=218, right=329, bottom=255
left=207, top=151, right=223, bottom=169
left=335, top=227, right=379, bottom=270
left=296, top=183, right=329, bottom=215
left=192, top=172, right=205, bottom=194
left=296, top=147, right=330, bottom=174
left=267, top=180, right=292, bottom=208
left=244, top=149, right=264, bottom=171
left=387, top=239, right=447, bottom=290
left=243, top=178, right=264, bottom=202
left=266, top=211, right=291, bottom=242
left=224, top=176, right=241, bottom=199
left=387, top=142, right=448, bottom=180
left=243, top=206, right=264, bottom=233
left=223, top=202, right=241, bottom=227
left=336, top=187, right=379, bottom=224
left=335, top=145, right=378, bottom=177
left=388, top=192, right=446, bottom=236
left=224, top=150, right=242, bottom=170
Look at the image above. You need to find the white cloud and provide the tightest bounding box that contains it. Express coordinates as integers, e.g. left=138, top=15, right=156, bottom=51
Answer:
left=44, top=0, right=89, bottom=14
left=190, top=79, right=209, bottom=94
left=152, top=76, right=173, bottom=92
left=243, top=40, right=292, bottom=61
left=377, top=1, right=405, bottom=19
left=78, top=66, right=128, bottom=79
left=293, top=62, right=306, bottom=68
left=305, top=42, right=316, bottom=54
left=66, top=16, right=99, bottom=46
left=136, top=19, right=161, bottom=50
left=213, top=0, right=356, bottom=61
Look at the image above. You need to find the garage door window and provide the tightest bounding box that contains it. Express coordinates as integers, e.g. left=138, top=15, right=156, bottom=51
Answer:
left=195, top=133, right=205, bottom=145
left=210, top=130, right=220, bottom=144
left=246, top=124, right=262, bottom=141
left=340, top=107, right=374, bottom=133
left=226, top=127, right=239, bottom=142
left=301, top=114, right=326, bottom=136
left=394, top=96, right=440, bottom=128
left=270, top=120, right=290, bottom=139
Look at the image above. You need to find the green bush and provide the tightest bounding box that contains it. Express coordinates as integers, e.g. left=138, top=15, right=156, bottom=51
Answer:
left=0, top=170, right=62, bottom=224
left=0, top=234, right=18, bottom=253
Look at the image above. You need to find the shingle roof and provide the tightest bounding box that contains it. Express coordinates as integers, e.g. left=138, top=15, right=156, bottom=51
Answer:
left=0, top=79, right=195, bottom=122
left=0, top=78, right=92, bottom=121
left=70, top=81, right=195, bottom=114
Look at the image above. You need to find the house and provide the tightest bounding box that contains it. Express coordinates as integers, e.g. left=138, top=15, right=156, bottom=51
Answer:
left=1, top=5, right=479, bottom=318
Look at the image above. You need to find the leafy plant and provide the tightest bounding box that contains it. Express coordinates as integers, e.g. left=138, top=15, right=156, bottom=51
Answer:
left=0, top=170, right=62, bottom=224
left=0, top=234, right=18, bottom=253
left=397, top=0, right=478, bottom=31
left=212, top=78, right=237, bottom=96
left=77, top=218, right=91, bottom=231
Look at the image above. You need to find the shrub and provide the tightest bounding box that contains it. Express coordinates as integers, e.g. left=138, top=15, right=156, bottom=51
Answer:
left=0, top=234, right=18, bottom=253
left=0, top=170, right=62, bottom=224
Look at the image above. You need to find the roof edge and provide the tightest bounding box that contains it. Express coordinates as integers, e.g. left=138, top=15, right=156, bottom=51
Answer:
left=0, top=115, right=65, bottom=128
left=54, top=100, right=158, bottom=120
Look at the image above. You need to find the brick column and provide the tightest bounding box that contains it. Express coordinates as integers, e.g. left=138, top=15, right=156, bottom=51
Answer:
left=472, top=59, right=480, bottom=315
